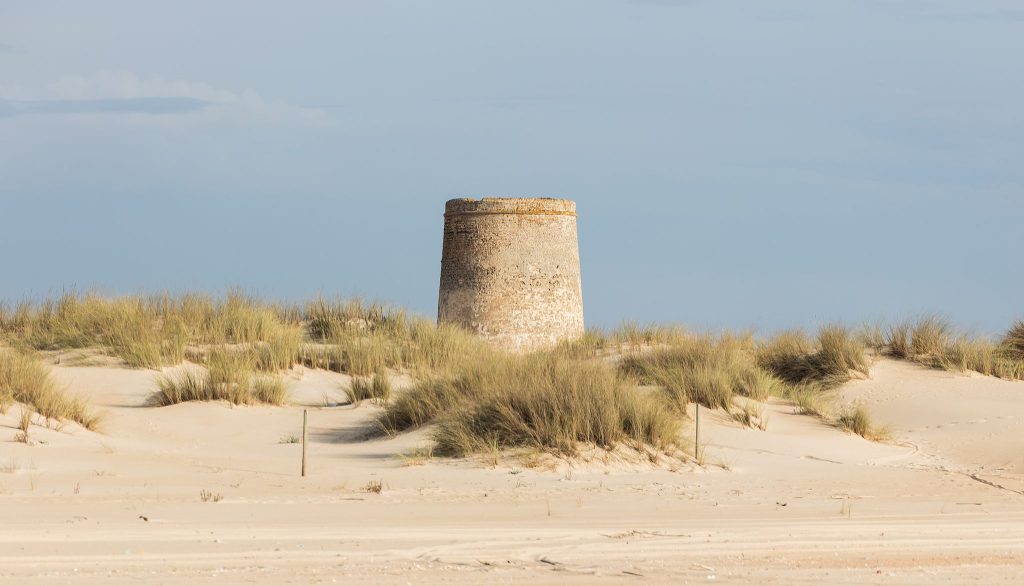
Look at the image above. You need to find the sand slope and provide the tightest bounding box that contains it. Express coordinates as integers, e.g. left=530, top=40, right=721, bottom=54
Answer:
left=1, top=357, right=1022, bottom=584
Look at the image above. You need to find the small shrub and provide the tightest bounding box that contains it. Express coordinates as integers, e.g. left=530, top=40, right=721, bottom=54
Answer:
left=362, top=480, right=383, bottom=494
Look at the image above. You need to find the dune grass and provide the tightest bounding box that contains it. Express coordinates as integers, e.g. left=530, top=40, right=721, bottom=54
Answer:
left=346, top=370, right=392, bottom=405
left=756, top=324, right=869, bottom=388
left=1000, top=321, right=1024, bottom=361
left=619, top=333, right=782, bottom=409
left=878, top=316, right=1024, bottom=380
left=379, top=353, right=682, bottom=457
left=153, top=347, right=288, bottom=406
left=0, top=291, right=301, bottom=369
left=0, top=349, right=100, bottom=429
left=0, top=292, right=490, bottom=377
left=837, top=405, right=890, bottom=441
left=730, top=400, right=768, bottom=431
left=886, top=315, right=950, bottom=360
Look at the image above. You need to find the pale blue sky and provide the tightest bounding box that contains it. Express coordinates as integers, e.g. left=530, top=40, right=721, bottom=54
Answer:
left=1, top=1, right=1022, bottom=333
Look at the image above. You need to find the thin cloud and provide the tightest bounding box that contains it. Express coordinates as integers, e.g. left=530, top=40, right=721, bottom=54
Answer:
left=0, top=97, right=211, bottom=118
left=0, top=70, right=329, bottom=123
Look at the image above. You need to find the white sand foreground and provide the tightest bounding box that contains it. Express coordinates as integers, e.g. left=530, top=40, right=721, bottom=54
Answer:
left=1, top=357, right=1022, bottom=584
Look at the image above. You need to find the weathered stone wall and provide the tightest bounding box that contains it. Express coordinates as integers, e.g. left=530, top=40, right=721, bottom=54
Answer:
left=438, top=197, right=585, bottom=353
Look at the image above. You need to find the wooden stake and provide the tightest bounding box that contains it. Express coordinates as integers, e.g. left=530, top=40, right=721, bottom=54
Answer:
left=301, top=409, right=308, bottom=477
left=694, top=403, right=700, bottom=461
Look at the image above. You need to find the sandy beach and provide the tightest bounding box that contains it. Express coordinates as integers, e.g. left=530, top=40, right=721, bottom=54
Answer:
left=2, top=355, right=1021, bottom=585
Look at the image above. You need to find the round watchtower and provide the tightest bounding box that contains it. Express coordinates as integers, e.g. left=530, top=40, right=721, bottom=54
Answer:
left=438, top=197, right=585, bottom=353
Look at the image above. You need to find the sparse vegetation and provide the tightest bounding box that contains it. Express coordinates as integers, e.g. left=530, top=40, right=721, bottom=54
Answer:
left=199, top=489, right=223, bottom=502
left=362, top=480, right=383, bottom=494
left=0, top=349, right=100, bottom=430
left=787, top=383, right=829, bottom=417
left=16, top=407, right=32, bottom=443
left=399, top=446, right=434, bottom=466
left=837, top=405, right=889, bottom=441
left=153, top=348, right=288, bottom=406
left=346, top=370, right=392, bottom=406
left=730, top=400, right=768, bottom=431
left=879, top=316, right=1024, bottom=380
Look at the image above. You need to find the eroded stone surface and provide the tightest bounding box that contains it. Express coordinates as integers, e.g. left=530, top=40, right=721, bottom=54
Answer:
left=438, top=197, right=584, bottom=352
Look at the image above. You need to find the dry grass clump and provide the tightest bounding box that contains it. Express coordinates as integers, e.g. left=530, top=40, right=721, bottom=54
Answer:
left=837, top=405, right=889, bottom=441
left=301, top=331, right=405, bottom=376
left=105, top=302, right=190, bottom=368
left=153, top=347, right=288, bottom=406
left=1000, top=321, right=1024, bottom=361
left=304, top=297, right=407, bottom=342
left=551, top=323, right=691, bottom=359
left=730, top=400, right=768, bottom=430
left=16, top=407, right=33, bottom=442
left=299, top=315, right=490, bottom=378
left=253, top=326, right=303, bottom=371
left=880, top=316, right=1024, bottom=380
left=0, top=349, right=100, bottom=429
left=786, top=383, right=829, bottom=417
left=610, top=322, right=689, bottom=349
left=939, top=337, right=1024, bottom=380
left=379, top=353, right=682, bottom=457
left=886, top=315, right=950, bottom=361
left=757, top=324, right=868, bottom=388
left=346, top=370, right=392, bottom=405
left=620, top=333, right=782, bottom=410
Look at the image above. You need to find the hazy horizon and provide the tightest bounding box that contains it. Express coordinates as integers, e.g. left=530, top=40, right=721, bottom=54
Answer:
left=2, top=1, right=1022, bottom=334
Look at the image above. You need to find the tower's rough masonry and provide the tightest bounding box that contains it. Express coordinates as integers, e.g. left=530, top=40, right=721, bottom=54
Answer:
left=438, top=197, right=584, bottom=353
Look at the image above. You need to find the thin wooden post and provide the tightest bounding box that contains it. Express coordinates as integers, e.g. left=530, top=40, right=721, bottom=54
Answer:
left=301, top=409, right=308, bottom=477
left=694, top=403, right=700, bottom=461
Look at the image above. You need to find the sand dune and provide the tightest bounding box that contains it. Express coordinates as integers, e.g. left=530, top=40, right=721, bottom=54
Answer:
left=1, top=357, right=1022, bottom=584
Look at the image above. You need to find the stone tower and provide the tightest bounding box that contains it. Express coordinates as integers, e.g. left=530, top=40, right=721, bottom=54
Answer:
left=438, top=197, right=585, bottom=353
